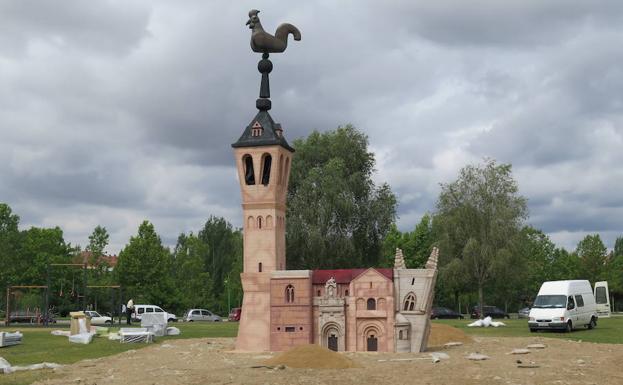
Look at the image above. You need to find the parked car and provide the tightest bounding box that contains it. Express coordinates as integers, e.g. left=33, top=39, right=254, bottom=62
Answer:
left=85, top=310, right=113, bottom=325
left=431, top=307, right=464, bottom=319
left=528, top=280, right=597, bottom=332
left=470, top=305, right=510, bottom=319
left=228, top=307, right=241, bottom=322
left=132, top=305, right=177, bottom=322
left=518, top=307, right=531, bottom=319
left=183, top=309, right=222, bottom=322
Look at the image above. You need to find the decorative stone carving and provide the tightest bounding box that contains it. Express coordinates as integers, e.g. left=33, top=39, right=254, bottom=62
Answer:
left=394, top=248, right=406, bottom=269
left=325, top=277, right=337, bottom=298
left=425, top=247, right=439, bottom=270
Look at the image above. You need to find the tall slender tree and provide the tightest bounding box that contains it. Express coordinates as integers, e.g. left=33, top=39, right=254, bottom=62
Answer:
left=436, top=159, right=527, bottom=318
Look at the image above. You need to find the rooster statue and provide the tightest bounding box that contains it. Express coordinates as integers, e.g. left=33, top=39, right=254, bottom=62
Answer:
left=246, top=9, right=301, bottom=53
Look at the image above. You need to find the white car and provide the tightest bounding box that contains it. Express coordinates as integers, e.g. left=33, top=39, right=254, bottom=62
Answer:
left=132, top=304, right=177, bottom=322
left=85, top=310, right=114, bottom=325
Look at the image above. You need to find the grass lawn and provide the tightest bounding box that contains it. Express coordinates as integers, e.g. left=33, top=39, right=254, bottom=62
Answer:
left=0, top=322, right=239, bottom=385
left=433, top=315, right=623, bottom=344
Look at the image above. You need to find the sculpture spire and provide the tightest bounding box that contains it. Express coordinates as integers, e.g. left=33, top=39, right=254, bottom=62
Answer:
left=246, top=9, right=301, bottom=112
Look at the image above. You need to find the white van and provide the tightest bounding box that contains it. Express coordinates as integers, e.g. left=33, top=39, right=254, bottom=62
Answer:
left=132, top=304, right=177, bottom=323
left=594, top=281, right=611, bottom=318
left=528, top=280, right=597, bottom=332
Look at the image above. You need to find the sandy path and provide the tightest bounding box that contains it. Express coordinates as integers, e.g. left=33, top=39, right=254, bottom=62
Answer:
left=32, top=336, right=623, bottom=385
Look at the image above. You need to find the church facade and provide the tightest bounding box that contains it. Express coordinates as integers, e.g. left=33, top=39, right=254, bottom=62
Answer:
left=232, top=109, right=439, bottom=353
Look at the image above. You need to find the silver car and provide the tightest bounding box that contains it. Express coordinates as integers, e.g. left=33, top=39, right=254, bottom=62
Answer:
left=184, top=309, right=222, bottom=322
left=518, top=307, right=531, bottom=319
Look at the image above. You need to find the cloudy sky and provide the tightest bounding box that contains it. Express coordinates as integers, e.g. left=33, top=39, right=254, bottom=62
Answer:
left=1, top=0, right=622, bottom=254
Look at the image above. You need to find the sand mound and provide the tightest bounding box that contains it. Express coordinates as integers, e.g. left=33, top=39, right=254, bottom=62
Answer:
left=264, top=344, right=357, bottom=369
left=427, top=323, right=473, bottom=347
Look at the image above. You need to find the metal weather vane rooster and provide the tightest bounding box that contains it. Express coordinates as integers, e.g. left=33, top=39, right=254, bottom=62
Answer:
left=246, top=9, right=301, bottom=53
left=246, top=9, right=301, bottom=112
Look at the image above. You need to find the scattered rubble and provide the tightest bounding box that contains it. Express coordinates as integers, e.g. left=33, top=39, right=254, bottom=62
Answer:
left=467, top=353, right=490, bottom=361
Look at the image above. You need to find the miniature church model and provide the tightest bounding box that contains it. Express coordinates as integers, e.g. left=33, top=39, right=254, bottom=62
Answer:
left=232, top=10, right=439, bottom=353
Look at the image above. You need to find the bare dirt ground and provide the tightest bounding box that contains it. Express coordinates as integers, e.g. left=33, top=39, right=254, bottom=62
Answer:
left=32, top=335, right=623, bottom=385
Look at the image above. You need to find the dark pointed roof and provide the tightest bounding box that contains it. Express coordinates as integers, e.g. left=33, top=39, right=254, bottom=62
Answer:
left=231, top=110, right=294, bottom=152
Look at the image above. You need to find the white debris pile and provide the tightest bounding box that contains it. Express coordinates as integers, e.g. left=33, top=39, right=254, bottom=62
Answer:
left=509, top=348, right=531, bottom=355
left=119, top=328, right=154, bottom=343
left=466, top=353, right=490, bottom=361
left=69, top=318, right=95, bottom=344
left=141, top=313, right=167, bottom=337
left=0, top=357, right=62, bottom=374
left=51, top=330, right=71, bottom=337
left=467, top=316, right=506, bottom=328
left=166, top=327, right=181, bottom=336
left=0, top=332, right=23, bottom=347
left=430, top=352, right=450, bottom=363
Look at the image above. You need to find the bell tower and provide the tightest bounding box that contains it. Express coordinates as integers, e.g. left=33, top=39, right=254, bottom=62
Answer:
left=232, top=111, right=293, bottom=274
left=233, top=10, right=300, bottom=351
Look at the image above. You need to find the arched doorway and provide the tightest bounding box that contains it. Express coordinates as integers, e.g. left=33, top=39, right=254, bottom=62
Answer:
left=367, top=334, right=378, bottom=351
left=365, top=327, right=380, bottom=352
left=321, top=323, right=342, bottom=352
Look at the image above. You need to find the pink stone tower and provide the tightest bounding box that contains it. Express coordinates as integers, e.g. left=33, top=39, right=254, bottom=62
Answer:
left=232, top=109, right=294, bottom=351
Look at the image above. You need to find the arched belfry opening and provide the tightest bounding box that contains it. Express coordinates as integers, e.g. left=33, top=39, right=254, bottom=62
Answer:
left=243, top=155, right=255, bottom=185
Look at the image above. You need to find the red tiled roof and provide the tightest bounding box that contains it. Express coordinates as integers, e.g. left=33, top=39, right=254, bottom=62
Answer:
left=312, top=268, right=393, bottom=284
left=75, top=252, right=118, bottom=268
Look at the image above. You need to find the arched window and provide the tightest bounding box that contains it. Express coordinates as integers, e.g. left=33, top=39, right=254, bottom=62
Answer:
left=258, top=262, right=262, bottom=272
left=367, top=298, right=376, bottom=310
left=403, top=293, right=417, bottom=311
left=285, top=285, right=295, bottom=303
left=266, top=215, right=273, bottom=229
left=283, top=157, right=290, bottom=186
left=243, top=155, right=255, bottom=185
left=278, top=155, right=284, bottom=185
left=261, top=154, right=272, bottom=186
left=257, top=216, right=262, bottom=229
left=247, top=216, right=254, bottom=229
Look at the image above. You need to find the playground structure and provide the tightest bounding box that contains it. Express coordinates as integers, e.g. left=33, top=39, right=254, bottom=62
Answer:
left=3, top=262, right=123, bottom=326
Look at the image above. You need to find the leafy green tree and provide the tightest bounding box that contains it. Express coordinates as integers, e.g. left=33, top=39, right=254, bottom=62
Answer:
left=286, top=125, right=397, bottom=269
left=197, top=217, right=242, bottom=304
left=514, top=227, right=557, bottom=301
left=382, top=214, right=435, bottom=268
left=576, top=234, right=608, bottom=284
left=173, top=233, right=213, bottom=310
left=86, top=226, right=109, bottom=268
left=115, top=221, right=177, bottom=311
left=0, top=204, right=23, bottom=292
left=615, top=237, right=623, bottom=258
left=436, top=159, right=528, bottom=318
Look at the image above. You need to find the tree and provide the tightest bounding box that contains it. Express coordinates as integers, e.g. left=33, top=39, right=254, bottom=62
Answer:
left=115, top=221, right=177, bottom=311
left=172, top=233, right=213, bottom=310
left=615, top=237, right=623, bottom=258
left=86, top=225, right=109, bottom=268
left=197, top=217, right=242, bottom=303
left=436, top=159, right=527, bottom=318
left=382, top=214, right=435, bottom=268
left=576, top=234, right=608, bottom=284
left=286, top=125, right=397, bottom=269
left=0, top=204, right=22, bottom=292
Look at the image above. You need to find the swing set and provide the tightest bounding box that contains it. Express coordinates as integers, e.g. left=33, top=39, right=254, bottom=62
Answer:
left=4, top=262, right=123, bottom=326
left=4, top=285, right=48, bottom=326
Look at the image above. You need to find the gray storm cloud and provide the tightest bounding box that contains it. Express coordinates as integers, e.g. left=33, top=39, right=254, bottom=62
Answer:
left=1, top=0, right=621, bottom=253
